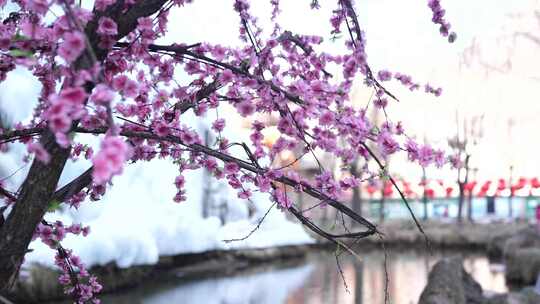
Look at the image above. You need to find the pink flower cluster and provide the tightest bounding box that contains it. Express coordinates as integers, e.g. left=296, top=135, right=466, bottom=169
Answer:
left=55, top=248, right=101, bottom=304
left=92, top=137, right=131, bottom=185
left=59, top=32, right=86, bottom=63
left=27, top=142, right=50, bottom=164
left=44, top=87, right=88, bottom=146
left=377, top=69, right=443, bottom=97
left=35, top=221, right=90, bottom=249
left=427, top=0, right=456, bottom=43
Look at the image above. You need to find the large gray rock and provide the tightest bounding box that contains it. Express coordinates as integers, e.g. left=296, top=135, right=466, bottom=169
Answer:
left=502, top=228, right=540, bottom=259
left=9, top=262, right=153, bottom=303
left=501, top=227, right=540, bottom=285
left=505, top=248, right=540, bottom=285
left=485, top=287, right=540, bottom=304
left=487, top=227, right=540, bottom=260
left=419, top=258, right=484, bottom=304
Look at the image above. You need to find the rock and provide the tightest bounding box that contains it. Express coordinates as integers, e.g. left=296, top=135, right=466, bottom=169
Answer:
left=518, top=287, right=540, bottom=304
left=486, top=227, right=540, bottom=260
left=485, top=288, right=540, bottom=304
left=487, top=233, right=512, bottom=260
left=418, top=258, right=484, bottom=304
left=502, top=227, right=540, bottom=259
left=9, top=264, right=64, bottom=302
left=9, top=262, right=154, bottom=303
left=505, top=248, right=540, bottom=285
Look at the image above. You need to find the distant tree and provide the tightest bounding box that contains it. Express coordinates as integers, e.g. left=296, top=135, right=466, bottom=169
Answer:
left=448, top=113, right=483, bottom=223
left=0, top=0, right=456, bottom=301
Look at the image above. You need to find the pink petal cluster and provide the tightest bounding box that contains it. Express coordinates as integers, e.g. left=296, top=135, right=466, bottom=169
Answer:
left=58, top=32, right=86, bottom=63
left=44, top=87, right=88, bottom=144
left=27, top=142, right=50, bottom=164
left=97, top=17, right=118, bottom=36
left=92, top=137, right=131, bottom=184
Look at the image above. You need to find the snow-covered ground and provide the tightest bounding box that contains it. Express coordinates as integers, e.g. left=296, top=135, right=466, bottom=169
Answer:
left=0, top=66, right=313, bottom=270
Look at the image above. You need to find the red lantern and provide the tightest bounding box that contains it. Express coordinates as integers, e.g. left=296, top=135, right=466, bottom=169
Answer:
left=366, top=185, right=377, bottom=197
left=383, top=181, right=393, bottom=198
left=464, top=181, right=477, bottom=193
left=497, top=179, right=506, bottom=191
left=445, top=187, right=454, bottom=198
left=515, top=177, right=527, bottom=190
left=531, top=177, right=540, bottom=189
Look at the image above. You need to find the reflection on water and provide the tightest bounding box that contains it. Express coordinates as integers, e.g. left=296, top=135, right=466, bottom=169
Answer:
left=96, top=249, right=506, bottom=304
left=290, top=250, right=506, bottom=304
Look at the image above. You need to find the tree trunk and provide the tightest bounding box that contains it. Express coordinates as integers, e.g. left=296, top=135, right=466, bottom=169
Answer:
left=467, top=188, right=473, bottom=222
left=508, top=166, right=514, bottom=219
left=379, top=189, right=385, bottom=223
left=0, top=131, right=70, bottom=289
left=457, top=155, right=470, bottom=224
left=422, top=169, right=428, bottom=221
left=457, top=182, right=465, bottom=223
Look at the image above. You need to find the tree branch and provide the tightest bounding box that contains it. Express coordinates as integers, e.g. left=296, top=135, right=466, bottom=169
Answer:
left=115, top=42, right=307, bottom=105
left=6, top=125, right=379, bottom=240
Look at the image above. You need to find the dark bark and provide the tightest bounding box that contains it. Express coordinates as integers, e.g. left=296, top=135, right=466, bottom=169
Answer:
left=422, top=169, right=428, bottom=221
left=508, top=166, right=514, bottom=219
left=0, top=0, right=169, bottom=292
left=350, top=160, right=363, bottom=226
left=457, top=182, right=465, bottom=223
left=0, top=131, right=71, bottom=290
left=379, top=189, right=385, bottom=223
left=467, top=187, right=474, bottom=222
left=457, top=154, right=470, bottom=224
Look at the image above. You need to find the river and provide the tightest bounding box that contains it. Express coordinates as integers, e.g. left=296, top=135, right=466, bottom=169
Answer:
left=92, top=248, right=507, bottom=304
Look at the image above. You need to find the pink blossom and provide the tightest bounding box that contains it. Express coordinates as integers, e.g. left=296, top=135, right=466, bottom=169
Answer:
left=154, top=120, right=170, bottom=137
left=224, top=162, right=240, bottom=175
left=273, top=188, right=292, bottom=209
left=59, top=87, right=87, bottom=105
left=236, top=100, right=255, bottom=117
left=377, top=131, right=399, bottom=156
left=174, top=175, right=185, bottom=189
left=55, top=132, right=70, bottom=148
left=212, top=119, right=225, bottom=132
left=220, top=69, right=235, bottom=83
left=92, top=137, right=131, bottom=184
left=238, top=189, right=251, bottom=199
left=112, top=75, right=139, bottom=97
left=418, top=145, right=434, bottom=167
left=374, top=98, right=388, bottom=109
left=59, top=32, right=86, bottom=63
left=319, top=110, right=334, bottom=125
left=95, top=0, right=116, bottom=11
left=137, top=17, right=153, bottom=32
left=90, top=84, right=115, bottom=106
left=28, top=142, right=50, bottom=164
left=24, top=0, right=49, bottom=15
left=97, top=17, right=118, bottom=36
left=179, top=129, right=198, bottom=145
left=433, top=149, right=445, bottom=168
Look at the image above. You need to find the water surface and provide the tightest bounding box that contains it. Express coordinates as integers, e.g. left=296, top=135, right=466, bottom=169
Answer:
left=96, top=248, right=506, bottom=304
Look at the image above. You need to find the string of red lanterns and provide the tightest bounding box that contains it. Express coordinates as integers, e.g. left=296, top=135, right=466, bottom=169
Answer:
left=360, top=177, right=540, bottom=199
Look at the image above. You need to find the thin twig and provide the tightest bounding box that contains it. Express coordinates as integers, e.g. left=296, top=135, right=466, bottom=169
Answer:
left=335, top=252, right=351, bottom=294
left=223, top=202, right=276, bottom=243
